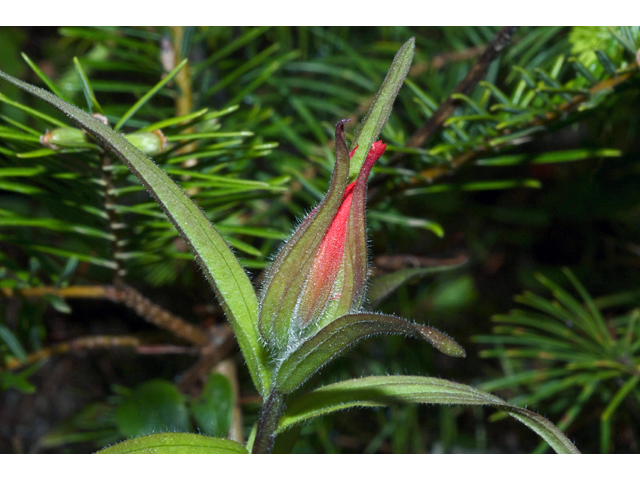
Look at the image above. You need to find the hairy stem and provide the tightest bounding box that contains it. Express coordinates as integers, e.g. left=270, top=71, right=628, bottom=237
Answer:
left=252, top=389, right=286, bottom=454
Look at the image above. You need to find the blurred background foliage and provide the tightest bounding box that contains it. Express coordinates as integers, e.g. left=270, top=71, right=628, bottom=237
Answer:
left=0, top=26, right=639, bottom=453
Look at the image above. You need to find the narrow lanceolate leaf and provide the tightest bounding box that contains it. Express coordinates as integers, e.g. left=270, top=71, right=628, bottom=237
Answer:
left=367, top=259, right=468, bottom=308
left=348, top=37, right=414, bottom=180
left=275, top=313, right=465, bottom=394
left=278, top=376, right=580, bottom=454
left=96, top=433, right=248, bottom=454
left=0, top=69, right=270, bottom=395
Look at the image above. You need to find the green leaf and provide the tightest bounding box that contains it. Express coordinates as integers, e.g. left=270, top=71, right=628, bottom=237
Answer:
left=278, top=376, right=580, bottom=454
left=20, top=52, right=69, bottom=101
left=477, top=149, right=621, bottom=166
left=601, top=375, right=640, bottom=421
left=194, top=26, right=272, bottom=75
left=0, top=69, right=271, bottom=395
left=368, top=210, right=444, bottom=238
left=96, top=433, right=248, bottom=454
left=139, top=107, right=208, bottom=132
left=367, top=259, right=467, bottom=308
left=405, top=179, right=542, bottom=195
left=114, top=58, right=188, bottom=131
left=0, top=91, right=67, bottom=127
left=0, top=325, right=28, bottom=362
left=189, top=373, right=234, bottom=438
left=349, top=38, right=414, bottom=180
left=73, top=57, right=103, bottom=114
left=594, top=50, right=617, bottom=75
left=276, top=313, right=465, bottom=394
left=0, top=362, right=43, bottom=394
left=115, top=380, right=190, bottom=438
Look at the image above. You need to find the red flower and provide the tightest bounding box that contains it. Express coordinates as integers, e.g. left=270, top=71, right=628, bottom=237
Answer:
left=259, top=120, right=386, bottom=352
left=301, top=140, right=386, bottom=325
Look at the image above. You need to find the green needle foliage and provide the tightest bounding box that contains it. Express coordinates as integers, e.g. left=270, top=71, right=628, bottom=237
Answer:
left=0, top=26, right=639, bottom=453
left=0, top=33, right=579, bottom=455
left=477, top=268, right=640, bottom=454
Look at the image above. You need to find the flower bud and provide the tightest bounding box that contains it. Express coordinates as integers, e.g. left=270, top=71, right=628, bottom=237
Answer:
left=40, top=127, right=87, bottom=149
left=124, top=129, right=167, bottom=156
left=259, top=120, right=386, bottom=353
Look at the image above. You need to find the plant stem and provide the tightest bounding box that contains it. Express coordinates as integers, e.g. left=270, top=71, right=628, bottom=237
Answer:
left=252, top=388, right=285, bottom=454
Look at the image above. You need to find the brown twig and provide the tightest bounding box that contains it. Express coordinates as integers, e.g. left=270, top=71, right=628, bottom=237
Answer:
left=1, top=285, right=108, bottom=299
left=400, top=67, right=639, bottom=188
left=410, top=45, right=487, bottom=75
left=387, top=27, right=518, bottom=169
left=1, top=283, right=212, bottom=346
left=2, top=335, right=199, bottom=372
left=373, top=252, right=469, bottom=273
left=104, top=284, right=211, bottom=346
left=1, top=335, right=142, bottom=371
left=176, top=324, right=236, bottom=391
left=169, top=26, right=199, bottom=174
left=343, top=44, right=488, bottom=133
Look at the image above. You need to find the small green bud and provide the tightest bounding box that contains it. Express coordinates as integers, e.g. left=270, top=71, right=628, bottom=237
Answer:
left=40, top=127, right=87, bottom=149
left=124, top=129, right=167, bottom=156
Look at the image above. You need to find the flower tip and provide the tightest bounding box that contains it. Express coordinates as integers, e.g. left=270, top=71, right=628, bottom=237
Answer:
left=366, top=141, right=387, bottom=163
left=336, top=118, right=351, bottom=130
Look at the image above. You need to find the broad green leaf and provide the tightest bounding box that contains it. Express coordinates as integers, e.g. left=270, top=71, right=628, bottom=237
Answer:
left=367, top=259, right=467, bottom=308
left=349, top=38, right=415, bottom=180
left=0, top=69, right=270, bottom=395
left=276, top=313, right=465, bottom=394
left=115, top=380, right=190, bottom=438
left=278, top=376, right=580, bottom=454
left=97, top=433, right=248, bottom=454
left=190, top=373, right=234, bottom=438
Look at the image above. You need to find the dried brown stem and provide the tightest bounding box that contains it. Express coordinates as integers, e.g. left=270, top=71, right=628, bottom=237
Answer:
left=410, top=45, right=486, bottom=75
left=104, top=284, right=211, bottom=346
left=176, top=324, right=236, bottom=391
left=2, top=335, right=199, bottom=372
left=169, top=26, right=199, bottom=173
left=373, top=252, right=469, bottom=272
left=2, top=335, right=142, bottom=371
left=1, top=283, right=211, bottom=346
left=1, top=285, right=107, bottom=299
